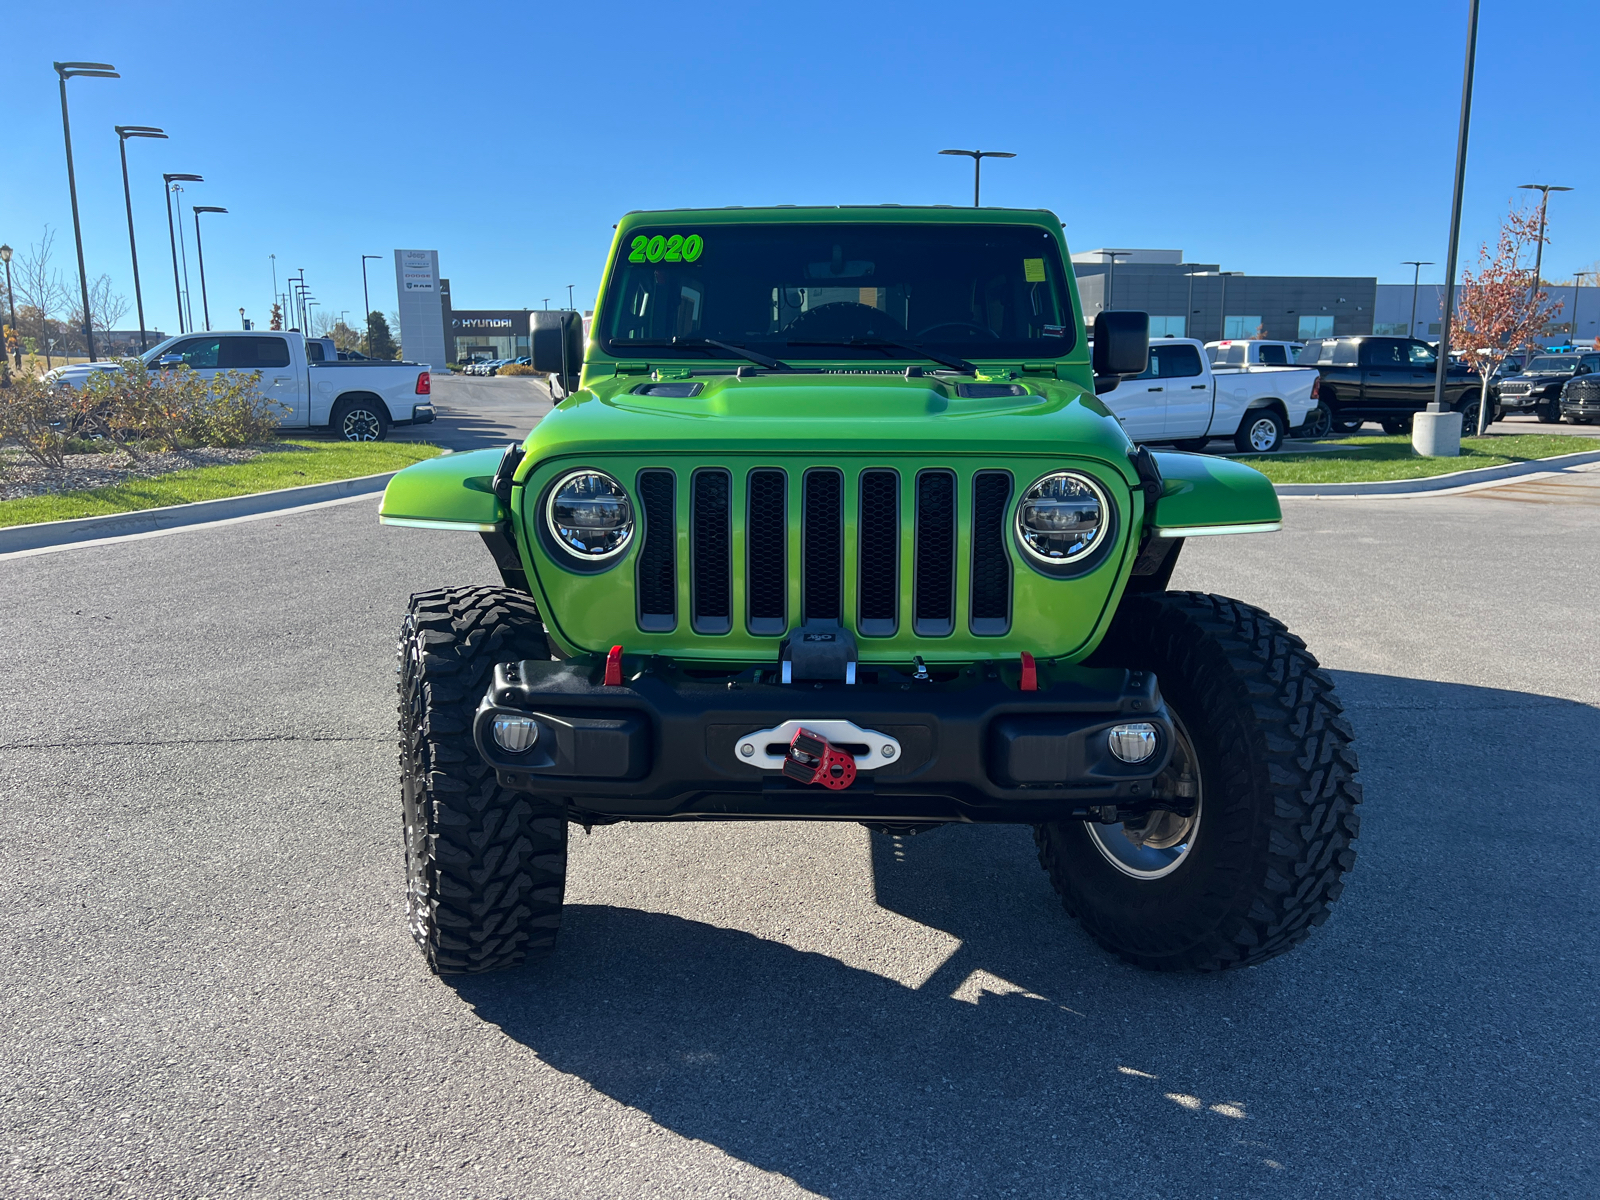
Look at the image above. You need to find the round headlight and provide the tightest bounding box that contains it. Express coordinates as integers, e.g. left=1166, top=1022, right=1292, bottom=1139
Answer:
left=1016, top=471, right=1108, bottom=565
left=546, top=470, right=634, bottom=561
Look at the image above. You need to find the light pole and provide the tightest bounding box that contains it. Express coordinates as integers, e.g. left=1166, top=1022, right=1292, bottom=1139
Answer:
left=937, top=148, right=1016, bottom=207
left=1402, top=261, right=1433, bottom=338
left=115, top=125, right=167, bottom=351
left=361, top=254, right=380, bottom=354
left=1516, top=183, right=1572, bottom=365
left=163, top=174, right=202, bottom=334
left=542, top=298, right=550, bottom=310
left=1574, top=271, right=1591, bottom=346
left=54, top=61, right=121, bottom=361
left=172, top=182, right=197, bottom=332
left=270, top=254, right=279, bottom=328
left=1100, top=250, right=1133, bottom=314
left=1, top=243, right=19, bottom=369
left=193, top=206, right=227, bottom=330
left=295, top=270, right=307, bottom=333
left=567, top=284, right=575, bottom=310
left=1433, top=0, right=1479, bottom=425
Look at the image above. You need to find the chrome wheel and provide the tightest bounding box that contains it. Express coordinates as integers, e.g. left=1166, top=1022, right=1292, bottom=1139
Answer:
left=340, top=408, right=382, bottom=441
left=1086, top=715, right=1203, bottom=880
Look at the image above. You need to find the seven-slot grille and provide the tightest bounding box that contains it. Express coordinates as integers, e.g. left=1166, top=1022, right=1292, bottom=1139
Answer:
left=1499, top=381, right=1530, bottom=396
left=635, top=465, right=1017, bottom=638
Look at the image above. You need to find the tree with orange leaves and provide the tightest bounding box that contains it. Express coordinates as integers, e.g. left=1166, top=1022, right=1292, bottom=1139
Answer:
left=1451, top=202, right=1564, bottom=435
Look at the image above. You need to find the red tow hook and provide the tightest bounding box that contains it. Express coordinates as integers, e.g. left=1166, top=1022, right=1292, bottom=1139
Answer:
left=782, top=728, right=858, bottom=791
left=603, top=645, right=624, bottom=687
left=1020, top=651, right=1038, bottom=692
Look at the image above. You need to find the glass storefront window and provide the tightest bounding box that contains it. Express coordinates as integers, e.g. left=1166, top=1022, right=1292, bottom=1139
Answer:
left=1224, top=315, right=1264, bottom=339
left=1298, top=314, right=1335, bottom=339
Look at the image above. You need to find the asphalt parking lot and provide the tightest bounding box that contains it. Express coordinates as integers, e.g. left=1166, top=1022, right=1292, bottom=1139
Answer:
left=2, top=461, right=1597, bottom=1198
left=392, top=373, right=555, bottom=451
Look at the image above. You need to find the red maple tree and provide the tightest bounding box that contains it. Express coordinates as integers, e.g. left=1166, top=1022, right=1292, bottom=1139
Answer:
left=1451, top=202, right=1564, bottom=435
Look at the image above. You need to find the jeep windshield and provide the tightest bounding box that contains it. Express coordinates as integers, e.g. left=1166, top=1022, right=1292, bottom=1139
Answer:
left=599, top=222, right=1075, bottom=364
left=1525, top=356, right=1578, bottom=373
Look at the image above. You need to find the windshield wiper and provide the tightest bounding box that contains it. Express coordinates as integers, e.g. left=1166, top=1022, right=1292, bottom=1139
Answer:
left=785, top=337, right=978, bottom=375
left=624, top=337, right=793, bottom=371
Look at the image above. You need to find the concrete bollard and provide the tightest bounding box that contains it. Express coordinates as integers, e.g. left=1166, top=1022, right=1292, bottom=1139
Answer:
left=1413, top=409, right=1462, bottom=457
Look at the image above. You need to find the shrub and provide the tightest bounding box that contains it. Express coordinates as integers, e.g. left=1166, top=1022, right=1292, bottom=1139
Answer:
left=0, top=372, right=77, bottom=468
left=78, top=360, right=287, bottom=451
left=497, top=364, right=542, bottom=376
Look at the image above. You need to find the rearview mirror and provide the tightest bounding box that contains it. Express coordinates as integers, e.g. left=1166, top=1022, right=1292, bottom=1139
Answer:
left=1092, top=311, right=1149, bottom=393
left=531, top=310, right=584, bottom=395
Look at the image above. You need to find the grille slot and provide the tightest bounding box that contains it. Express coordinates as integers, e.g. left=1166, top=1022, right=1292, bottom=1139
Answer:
left=802, top=469, right=843, bottom=623
left=635, top=469, right=676, bottom=631
left=746, top=469, right=787, bottom=636
left=970, top=470, right=1012, bottom=635
left=857, top=469, right=899, bottom=636
left=914, top=469, right=956, bottom=637
left=690, top=469, right=731, bottom=634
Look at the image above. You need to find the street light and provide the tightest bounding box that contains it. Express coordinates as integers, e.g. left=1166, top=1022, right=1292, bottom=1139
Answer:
left=1517, top=183, right=1573, bottom=364
left=567, top=284, right=575, bottom=309
left=193, top=206, right=227, bottom=330
left=542, top=298, right=550, bottom=310
left=1432, top=0, right=1479, bottom=422
left=1574, top=271, right=1592, bottom=344
left=1402, top=261, right=1433, bottom=338
left=938, top=149, right=1016, bottom=207
left=164, top=174, right=202, bottom=333
left=1, top=243, right=19, bottom=369
left=361, top=254, right=381, bottom=354
left=55, top=61, right=121, bottom=362
left=115, top=125, right=167, bottom=351
left=1100, top=250, right=1134, bottom=313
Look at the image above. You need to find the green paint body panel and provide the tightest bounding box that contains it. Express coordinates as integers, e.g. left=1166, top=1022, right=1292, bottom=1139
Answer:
left=380, top=206, right=1280, bottom=666
left=379, top=448, right=506, bottom=527
left=1148, top=452, right=1283, bottom=532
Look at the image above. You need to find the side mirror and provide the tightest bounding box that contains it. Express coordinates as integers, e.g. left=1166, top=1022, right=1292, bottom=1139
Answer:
left=1092, top=310, right=1149, bottom=394
left=157, top=354, right=183, bottom=368
left=531, top=310, right=584, bottom=394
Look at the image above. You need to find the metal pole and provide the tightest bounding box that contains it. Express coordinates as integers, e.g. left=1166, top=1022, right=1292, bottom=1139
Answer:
left=1185, top=267, right=1195, bottom=338
left=1219, top=274, right=1229, bottom=340
left=194, top=210, right=211, bottom=331
left=270, top=254, right=278, bottom=327
left=1527, top=194, right=1548, bottom=360
left=1575, top=272, right=1590, bottom=345
left=1434, top=0, right=1479, bottom=419
left=1403, top=261, right=1432, bottom=338
left=3, top=254, right=19, bottom=369
left=165, top=182, right=184, bottom=334
left=973, top=156, right=981, bottom=207
left=362, top=255, right=380, bottom=354
left=175, top=185, right=194, bottom=333
left=57, top=72, right=97, bottom=361
left=119, top=137, right=148, bottom=350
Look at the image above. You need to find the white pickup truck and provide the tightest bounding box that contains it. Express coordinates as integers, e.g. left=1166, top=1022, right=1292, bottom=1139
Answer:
left=1100, top=337, right=1318, bottom=452
left=136, top=330, right=435, bottom=441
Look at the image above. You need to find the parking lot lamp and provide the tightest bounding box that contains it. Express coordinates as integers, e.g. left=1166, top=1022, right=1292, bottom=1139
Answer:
left=937, top=149, right=1016, bottom=207
left=361, top=255, right=380, bottom=356
left=1574, top=271, right=1591, bottom=344
left=1100, top=250, right=1133, bottom=314
left=1, top=243, right=19, bottom=369
left=1402, top=261, right=1433, bottom=338
left=164, top=175, right=203, bottom=333
left=193, top=207, right=227, bottom=331
left=55, top=62, right=121, bottom=361
left=1516, top=183, right=1572, bottom=362
left=1431, top=0, right=1479, bottom=419
left=567, top=284, right=575, bottom=309
left=115, top=126, right=167, bottom=351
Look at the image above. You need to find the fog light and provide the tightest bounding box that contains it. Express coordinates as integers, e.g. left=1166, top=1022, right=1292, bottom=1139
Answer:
left=1108, top=723, right=1157, bottom=763
left=492, top=714, right=539, bottom=754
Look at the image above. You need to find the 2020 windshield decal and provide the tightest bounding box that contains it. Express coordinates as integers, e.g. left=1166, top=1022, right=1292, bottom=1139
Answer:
left=627, top=233, right=705, bottom=265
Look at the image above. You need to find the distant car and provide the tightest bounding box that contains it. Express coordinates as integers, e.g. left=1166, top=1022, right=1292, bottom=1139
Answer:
left=1495, top=353, right=1599, bottom=423
left=1297, top=335, right=1484, bottom=435
left=40, top=361, right=124, bottom=390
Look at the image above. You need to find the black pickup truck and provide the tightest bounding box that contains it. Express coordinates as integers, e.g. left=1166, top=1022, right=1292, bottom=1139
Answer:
left=1495, top=352, right=1600, bottom=423
left=1296, top=335, right=1483, bottom=434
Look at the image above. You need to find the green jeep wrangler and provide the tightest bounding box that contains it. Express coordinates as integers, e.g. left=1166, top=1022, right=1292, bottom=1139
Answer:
left=381, top=206, right=1360, bottom=976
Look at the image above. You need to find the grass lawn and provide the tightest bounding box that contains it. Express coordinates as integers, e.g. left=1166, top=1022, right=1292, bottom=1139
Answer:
left=1234, top=433, right=1600, bottom=484
left=0, top=439, right=442, bottom=528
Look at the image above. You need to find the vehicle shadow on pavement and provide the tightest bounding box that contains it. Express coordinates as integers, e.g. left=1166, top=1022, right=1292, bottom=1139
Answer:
left=450, top=671, right=1599, bottom=1198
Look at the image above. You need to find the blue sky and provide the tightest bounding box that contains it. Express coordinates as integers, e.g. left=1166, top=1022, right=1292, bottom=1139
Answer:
left=4, top=0, right=1594, bottom=338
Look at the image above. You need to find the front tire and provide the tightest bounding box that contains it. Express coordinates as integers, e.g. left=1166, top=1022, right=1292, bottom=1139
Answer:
left=1234, top=409, right=1287, bottom=453
left=398, top=586, right=568, bottom=975
left=1035, top=592, right=1361, bottom=971
left=1536, top=400, right=1561, bottom=424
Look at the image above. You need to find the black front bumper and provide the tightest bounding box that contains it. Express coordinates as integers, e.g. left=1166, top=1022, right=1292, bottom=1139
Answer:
left=473, top=657, right=1175, bottom=824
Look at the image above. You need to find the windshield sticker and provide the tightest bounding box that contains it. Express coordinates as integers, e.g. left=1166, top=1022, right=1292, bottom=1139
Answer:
left=1023, top=258, right=1047, bottom=283
left=628, top=233, right=704, bottom=265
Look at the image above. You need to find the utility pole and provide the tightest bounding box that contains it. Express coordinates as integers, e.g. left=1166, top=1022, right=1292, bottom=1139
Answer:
left=937, top=148, right=1016, bottom=206
left=1402, top=261, right=1433, bottom=338
left=55, top=61, right=120, bottom=361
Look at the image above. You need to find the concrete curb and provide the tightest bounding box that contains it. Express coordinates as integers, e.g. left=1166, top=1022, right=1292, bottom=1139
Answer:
left=0, top=470, right=398, bottom=555
left=1273, top=448, right=1600, bottom=497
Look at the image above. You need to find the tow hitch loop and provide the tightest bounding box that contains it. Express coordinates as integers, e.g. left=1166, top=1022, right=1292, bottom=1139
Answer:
left=782, top=728, right=858, bottom=791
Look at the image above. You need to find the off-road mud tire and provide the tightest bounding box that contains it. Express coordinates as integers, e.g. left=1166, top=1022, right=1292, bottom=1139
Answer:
left=1036, top=591, right=1361, bottom=971
left=398, top=586, right=567, bottom=975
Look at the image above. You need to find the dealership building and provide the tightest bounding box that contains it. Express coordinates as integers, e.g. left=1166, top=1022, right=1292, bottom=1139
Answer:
left=438, top=279, right=537, bottom=363
left=1072, top=249, right=1377, bottom=343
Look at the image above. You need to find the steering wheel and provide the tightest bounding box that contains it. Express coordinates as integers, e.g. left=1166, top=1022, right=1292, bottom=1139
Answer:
left=916, top=320, right=999, bottom=340
left=784, top=302, right=906, bottom=340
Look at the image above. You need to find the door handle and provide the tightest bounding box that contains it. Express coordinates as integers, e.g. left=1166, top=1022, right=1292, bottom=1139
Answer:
left=1190, top=384, right=1207, bottom=389
left=1147, top=386, right=1164, bottom=392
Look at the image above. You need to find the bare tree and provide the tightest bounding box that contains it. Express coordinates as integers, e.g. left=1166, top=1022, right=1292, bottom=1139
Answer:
left=67, top=275, right=130, bottom=346
left=11, top=227, right=70, bottom=358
